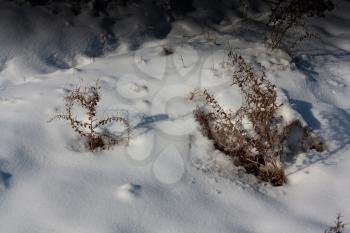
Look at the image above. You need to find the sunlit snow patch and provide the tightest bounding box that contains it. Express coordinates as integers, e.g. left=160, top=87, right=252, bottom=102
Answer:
left=126, top=131, right=155, bottom=162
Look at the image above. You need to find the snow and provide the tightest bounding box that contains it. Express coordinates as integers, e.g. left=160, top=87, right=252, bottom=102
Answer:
left=115, top=183, right=142, bottom=202
left=0, top=1, right=350, bottom=233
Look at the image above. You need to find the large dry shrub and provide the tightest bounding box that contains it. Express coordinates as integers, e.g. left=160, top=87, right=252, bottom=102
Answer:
left=49, top=81, right=131, bottom=151
left=191, top=54, right=324, bottom=186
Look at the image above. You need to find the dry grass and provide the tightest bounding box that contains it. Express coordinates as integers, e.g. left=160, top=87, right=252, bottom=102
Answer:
left=49, top=81, right=131, bottom=151
left=191, top=54, right=324, bottom=186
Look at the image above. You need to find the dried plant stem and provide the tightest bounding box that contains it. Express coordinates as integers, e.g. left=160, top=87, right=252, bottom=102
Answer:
left=49, top=81, right=131, bottom=151
left=325, top=214, right=345, bottom=233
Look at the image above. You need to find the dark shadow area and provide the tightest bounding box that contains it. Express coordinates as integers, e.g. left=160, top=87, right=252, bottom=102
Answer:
left=84, top=35, right=107, bottom=58
left=135, top=114, right=169, bottom=129
left=0, top=170, right=12, bottom=188
left=292, top=55, right=318, bottom=82
left=321, top=108, right=350, bottom=155
left=45, top=54, right=71, bottom=69
left=170, top=0, right=195, bottom=15
left=85, top=17, right=119, bottom=57
left=290, top=99, right=321, bottom=130
left=285, top=107, right=350, bottom=175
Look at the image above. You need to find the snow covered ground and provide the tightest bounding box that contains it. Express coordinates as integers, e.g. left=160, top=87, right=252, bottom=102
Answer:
left=0, top=1, right=349, bottom=232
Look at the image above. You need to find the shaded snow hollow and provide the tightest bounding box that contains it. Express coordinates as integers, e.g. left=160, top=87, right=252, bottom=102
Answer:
left=0, top=1, right=350, bottom=233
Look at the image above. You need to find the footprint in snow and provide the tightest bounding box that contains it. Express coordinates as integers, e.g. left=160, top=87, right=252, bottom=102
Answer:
left=133, top=47, right=167, bottom=80
left=116, top=184, right=142, bottom=202
left=174, top=45, right=199, bottom=77
left=0, top=97, right=24, bottom=104
left=116, top=74, right=149, bottom=100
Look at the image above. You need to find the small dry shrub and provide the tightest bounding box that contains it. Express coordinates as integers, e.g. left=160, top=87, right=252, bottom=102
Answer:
left=49, top=81, right=131, bottom=151
left=265, top=0, right=334, bottom=49
left=191, top=54, right=324, bottom=186
left=325, top=214, right=345, bottom=233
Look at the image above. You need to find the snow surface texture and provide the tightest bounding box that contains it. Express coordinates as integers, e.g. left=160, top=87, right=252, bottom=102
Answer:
left=0, top=1, right=350, bottom=233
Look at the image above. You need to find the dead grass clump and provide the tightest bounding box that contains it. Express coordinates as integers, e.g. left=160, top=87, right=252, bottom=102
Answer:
left=325, top=214, right=345, bottom=233
left=49, top=81, right=130, bottom=151
left=191, top=54, right=324, bottom=186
